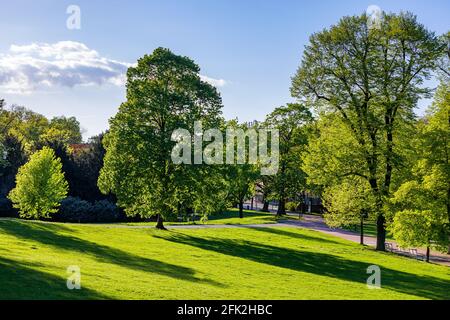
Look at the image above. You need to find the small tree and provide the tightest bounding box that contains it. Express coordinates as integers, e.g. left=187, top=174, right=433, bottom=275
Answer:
left=9, top=147, right=68, bottom=219
left=322, top=179, right=376, bottom=245
left=264, top=103, right=312, bottom=216
left=390, top=210, right=448, bottom=262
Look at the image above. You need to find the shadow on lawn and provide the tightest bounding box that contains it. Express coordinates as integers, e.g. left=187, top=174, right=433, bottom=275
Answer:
left=209, top=210, right=273, bottom=220
left=155, top=231, right=450, bottom=300
left=0, top=220, right=223, bottom=287
left=0, top=257, right=110, bottom=299
left=247, top=227, right=344, bottom=245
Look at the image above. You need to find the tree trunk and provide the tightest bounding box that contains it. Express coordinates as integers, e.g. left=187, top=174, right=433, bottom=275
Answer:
left=277, top=198, right=286, bottom=216
left=360, top=217, right=364, bottom=245
left=155, top=214, right=166, bottom=230
left=251, top=197, right=254, bottom=210
left=376, top=214, right=386, bottom=251
left=426, top=246, right=430, bottom=263
left=262, top=201, right=269, bottom=212
left=239, top=200, right=244, bottom=218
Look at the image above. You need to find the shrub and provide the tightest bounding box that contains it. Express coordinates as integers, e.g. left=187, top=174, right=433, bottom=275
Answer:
left=8, top=147, right=68, bottom=219
left=0, top=197, right=17, bottom=217
left=91, top=199, right=121, bottom=222
left=55, top=197, right=122, bottom=223
left=56, top=197, right=93, bottom=223
left=286, top=202, right=299, bottom=212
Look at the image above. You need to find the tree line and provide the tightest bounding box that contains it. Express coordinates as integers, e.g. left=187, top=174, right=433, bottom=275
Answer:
left=0, top=11, right=448, bottom=259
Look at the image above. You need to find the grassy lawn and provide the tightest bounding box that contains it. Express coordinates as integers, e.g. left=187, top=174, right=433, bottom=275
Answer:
left=123, top=208, right=279, bottom=226
left=344, top=222, right=393, bottom=240
left=1, top=219, right=449, bottom=300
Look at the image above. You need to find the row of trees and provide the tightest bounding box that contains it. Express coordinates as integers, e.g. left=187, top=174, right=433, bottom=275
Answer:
left=0, top=100, right=109, bottom=215
left=0, top=48, right=315, bottom=228
left=1, top=11, right=448, bottom=258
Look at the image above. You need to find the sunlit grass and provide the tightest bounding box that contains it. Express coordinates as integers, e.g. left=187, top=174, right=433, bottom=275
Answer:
left=0, top=218, right=449, bottom=300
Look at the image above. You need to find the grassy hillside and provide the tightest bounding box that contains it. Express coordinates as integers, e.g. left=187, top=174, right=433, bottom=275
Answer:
left=0, top=219, right=449, bottom=300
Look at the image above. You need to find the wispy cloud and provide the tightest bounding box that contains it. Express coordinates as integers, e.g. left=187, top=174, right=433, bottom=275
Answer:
left=0, top=41, right=227, bottom=95
left=200, top=75, right=227, bottom=88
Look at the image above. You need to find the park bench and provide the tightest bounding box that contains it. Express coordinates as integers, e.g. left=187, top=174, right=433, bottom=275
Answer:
left=409, top=248, right=424, bottom=261
left=385, top=242, right=424, bottom=260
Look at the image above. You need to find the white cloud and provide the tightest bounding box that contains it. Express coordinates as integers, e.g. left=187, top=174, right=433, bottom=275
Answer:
left=0, top=41, right=131, bottom=94
left=199, top=75, right=227, bottom=88
left=0, top=41, right=226, bottom=94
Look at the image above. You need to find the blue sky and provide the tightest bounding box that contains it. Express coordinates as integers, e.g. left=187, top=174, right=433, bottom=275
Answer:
left=1, top=0, right=449, bottom=139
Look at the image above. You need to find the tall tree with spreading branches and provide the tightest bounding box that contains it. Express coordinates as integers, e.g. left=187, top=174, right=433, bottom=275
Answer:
left=291, top=12, right=446, bottom=250
left=98, top=48, right=223, bottom=229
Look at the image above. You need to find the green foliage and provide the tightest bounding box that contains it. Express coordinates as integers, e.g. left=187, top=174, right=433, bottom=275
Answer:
left=8, top=147, right=68, bottom=219
left=40, top=116, right=82, bottom=145
left=291, top=12, right=445, bottom=248
left=263, top=103, right=313, bottom=213
left=98, top=48, right=223, bottom=224
left=323, top=180, right=376, bottom=228
left=56, top=197, right=121, bottom=223
left=390, top=80, right=450, bottom=251
left=390, top=210, right=448, bottom=252
left=285, top=201, right=299, bottom=212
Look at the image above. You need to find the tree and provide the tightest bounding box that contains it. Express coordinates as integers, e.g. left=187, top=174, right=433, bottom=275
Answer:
left=421, top=80, right=450, bottom=251
left=264, top=103, right=312, bottom=216
left=41, top=116, right=83, bottom=145
left=390, top=81, right=450, bottom=253
left=322, top=179, right=376, bottom=245
left=8, top=147, right=68, bottom=219
left=221, top=120, right=259, bottom=218
left=0, top=134, right=27, bottom=197
left=291, top=12, right=445, bottom=250
left=225, top=164, right=258, bottom=218
left=98, top=48, right=223, bottom=229
left=390, top=210, right=448, bottom=262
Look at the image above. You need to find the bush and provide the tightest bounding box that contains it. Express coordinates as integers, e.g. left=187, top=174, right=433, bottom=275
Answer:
left=286, top=202, right=299, bottom=212
left=91, top=199, right=121, bottom=222
left=0, top=197, right=17, bottom=217
left=55, top=197, right=123, bottom=223
left=8, top=147, right=68, bottom=219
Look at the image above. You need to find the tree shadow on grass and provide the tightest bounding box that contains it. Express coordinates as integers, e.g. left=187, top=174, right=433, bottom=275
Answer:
left=246, top=227, right=344, bottom=245
left=209, top=210, right=274, bottom=221
left=0, top=220, right=223, bottom=288
left=0, top=257, right=110, bottom=300
left=154, top=231, right=450, bottom=300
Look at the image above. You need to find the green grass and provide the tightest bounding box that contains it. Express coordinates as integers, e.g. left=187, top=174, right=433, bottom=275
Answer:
left=123, top=208, right=279, bottom=226
left=344, top=222, right=393, bottom=240
left=0, top=218, right=449, bottom=300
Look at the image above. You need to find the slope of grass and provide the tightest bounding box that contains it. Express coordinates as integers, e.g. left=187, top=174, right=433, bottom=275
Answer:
left=124, top=208, right=278, bottom=226
left=344, top=222, right=393, bottom=240
left=0, top=218, right=449, bottom=300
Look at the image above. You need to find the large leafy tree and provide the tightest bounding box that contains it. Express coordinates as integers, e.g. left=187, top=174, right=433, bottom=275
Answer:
left=8, top=147, right=68, bottom=219
left=264, top=103, right=312, bottom=215
left=291, top=12, right=445, bottom=250
left=98, top=48, right=223, bottom=229
left=390, top=80, right=450, bottom=254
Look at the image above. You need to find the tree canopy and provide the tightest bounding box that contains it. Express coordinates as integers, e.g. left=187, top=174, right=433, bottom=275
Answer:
left=98, top=47, right=223, bottom=229
left=291, top=11, right=446, bottom=250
